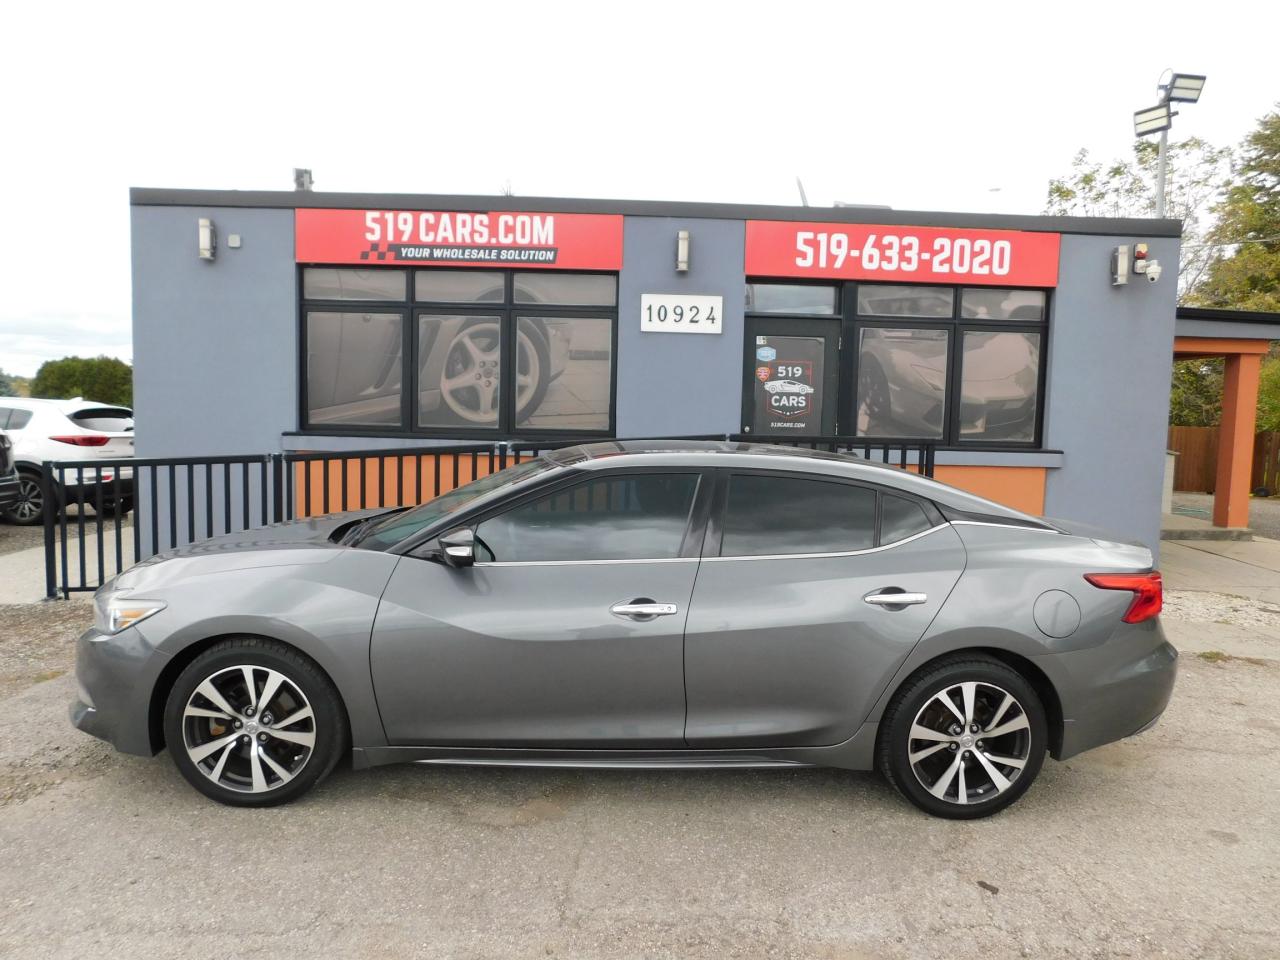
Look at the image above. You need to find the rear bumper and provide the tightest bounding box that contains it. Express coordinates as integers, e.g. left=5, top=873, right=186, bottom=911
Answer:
left=1047, top=619, right=1178, bottom=760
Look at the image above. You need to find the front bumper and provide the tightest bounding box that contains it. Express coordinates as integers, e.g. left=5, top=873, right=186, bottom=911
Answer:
left=70, top=623, right=169, bottom=757
left=1049, top=618, right=1178, bottom=760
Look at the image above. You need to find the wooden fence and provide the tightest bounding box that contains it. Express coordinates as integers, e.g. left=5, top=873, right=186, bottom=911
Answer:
left=1167, top=426, right=1280, bottom=494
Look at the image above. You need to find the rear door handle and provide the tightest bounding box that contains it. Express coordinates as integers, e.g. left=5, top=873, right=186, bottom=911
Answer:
left=610, top=599, right=679, bottom=621
left=864, top=591, right=928, bottom=607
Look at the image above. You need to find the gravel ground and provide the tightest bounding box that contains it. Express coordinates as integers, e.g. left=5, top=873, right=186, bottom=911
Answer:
left=1172, top=491, right=1280, bottom=539
left=0, top=596, right=1278, bottom=958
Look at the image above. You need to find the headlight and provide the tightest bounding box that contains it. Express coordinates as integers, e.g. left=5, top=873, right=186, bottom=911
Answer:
left=93, top=594, right=166, bottom=635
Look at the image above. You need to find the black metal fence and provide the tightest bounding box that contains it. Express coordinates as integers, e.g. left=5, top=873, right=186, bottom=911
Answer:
left=41, top=436, right=934, bottom=599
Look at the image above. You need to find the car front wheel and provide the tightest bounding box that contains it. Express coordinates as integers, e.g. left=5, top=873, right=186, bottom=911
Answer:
left=163, top=638, right=346, bottom=807
left=878, top=655, right=1047, bottom=819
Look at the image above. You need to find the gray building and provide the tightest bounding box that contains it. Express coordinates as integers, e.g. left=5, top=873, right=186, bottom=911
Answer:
left=129, top=188, right=1181, bottom=552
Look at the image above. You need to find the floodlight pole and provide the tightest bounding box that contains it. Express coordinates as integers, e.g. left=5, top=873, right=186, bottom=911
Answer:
left=1156, top=125, right=1169, bottom=219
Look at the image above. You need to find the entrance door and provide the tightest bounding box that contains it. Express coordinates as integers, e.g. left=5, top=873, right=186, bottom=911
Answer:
left=741, top=317, right=839, bottom=437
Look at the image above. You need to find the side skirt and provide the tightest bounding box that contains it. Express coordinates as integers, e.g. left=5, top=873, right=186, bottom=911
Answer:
left=350, top=723, right=879, bottom=772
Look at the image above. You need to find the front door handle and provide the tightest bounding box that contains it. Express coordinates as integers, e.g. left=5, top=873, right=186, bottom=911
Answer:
left=864, top=591, right=928, bottom=607
left=610, top=599, right=679, bottom=621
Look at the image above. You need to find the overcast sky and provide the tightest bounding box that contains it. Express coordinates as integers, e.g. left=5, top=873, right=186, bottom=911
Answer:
left=1, top=0, right=1276, bottom=377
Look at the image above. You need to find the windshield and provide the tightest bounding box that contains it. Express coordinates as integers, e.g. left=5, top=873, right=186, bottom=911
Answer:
left=351, top=457, right=560, bottom=551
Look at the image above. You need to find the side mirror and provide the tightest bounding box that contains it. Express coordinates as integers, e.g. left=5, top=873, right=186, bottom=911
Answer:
left=438, top=527, right=476, bottom=568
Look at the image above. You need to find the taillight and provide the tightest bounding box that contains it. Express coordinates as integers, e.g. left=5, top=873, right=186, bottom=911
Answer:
left=1084, top=571, right=1163, bottom=624
left=50, top=435, right=110, bottom=447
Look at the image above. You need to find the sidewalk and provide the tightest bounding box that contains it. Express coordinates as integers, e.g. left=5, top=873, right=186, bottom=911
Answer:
left=1161, top=536, right=1280, bottom=601
left=0, top=528, right=135, bottom=604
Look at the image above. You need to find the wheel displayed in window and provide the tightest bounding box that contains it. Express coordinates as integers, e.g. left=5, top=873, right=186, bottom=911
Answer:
left=440, top=320, right=550, bottom=424
left=877, top=655, right=1047, bottom=819
left=163, top=638, right=347, bottom=807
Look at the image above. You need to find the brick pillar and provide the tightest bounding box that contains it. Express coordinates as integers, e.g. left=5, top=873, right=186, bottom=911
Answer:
left=1213, top=353, right=1263, bottom=528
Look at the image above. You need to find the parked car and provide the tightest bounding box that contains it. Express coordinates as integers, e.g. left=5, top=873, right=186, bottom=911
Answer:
left=0, top=430, right=18, bottom=514
left=0, top=398, right=135, bottom=525
left=70, top=441, right=1176, bottom=819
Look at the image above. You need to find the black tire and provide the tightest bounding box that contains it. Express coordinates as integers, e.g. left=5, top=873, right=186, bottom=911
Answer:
left=2, top=468, right=58, bottom=526
left=163, top=638, right=347, bottom=807
left=877, top=655, right=1047, bottom=820
left=517, top=322, right=553, bottom=420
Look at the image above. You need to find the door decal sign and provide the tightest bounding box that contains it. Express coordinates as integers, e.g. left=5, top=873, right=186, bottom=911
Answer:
left=751, top=336, right=824, bottom=433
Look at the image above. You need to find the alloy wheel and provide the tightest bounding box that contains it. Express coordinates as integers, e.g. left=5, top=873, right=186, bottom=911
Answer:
left=907, top=681, right=1031, bottom=806
left=10, top=476, right=42, bottom=523
left=181, top=665, right=316, bottom=794
left=440, top=323, right=540, bottom=424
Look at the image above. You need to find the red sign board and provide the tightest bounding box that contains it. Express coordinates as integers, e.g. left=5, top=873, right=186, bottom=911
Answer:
left=296, top=208, right=624, bottom=270
left=746, top=220, right=1060, bottom=287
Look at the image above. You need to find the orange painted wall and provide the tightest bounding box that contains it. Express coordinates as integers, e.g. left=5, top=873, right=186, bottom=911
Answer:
left=293, top=455, right=1048, bottom=520
left=932, top=465, right=1047, bottom=516
left=292, top=452, right=541, bottom=518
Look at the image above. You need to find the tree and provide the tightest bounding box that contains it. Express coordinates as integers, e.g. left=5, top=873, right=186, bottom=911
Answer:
left=0, top=368, right=16, bottom=398
left=1045, top=137, right=1233, bottom=299
left=31, top=356, right=133, bottom=407
left=1168, top=358, right=1222, bottom=427
left=1188, top=107, right=1280, bottom=311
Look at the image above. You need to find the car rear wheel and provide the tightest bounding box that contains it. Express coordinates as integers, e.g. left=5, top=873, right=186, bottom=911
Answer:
left=163, top=638, right=346, bottom=807
left=878, top=655, right=1047, bottom=819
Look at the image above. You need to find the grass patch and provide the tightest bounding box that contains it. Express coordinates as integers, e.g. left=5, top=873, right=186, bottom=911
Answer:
left=30, top=669, right=66, bottom=683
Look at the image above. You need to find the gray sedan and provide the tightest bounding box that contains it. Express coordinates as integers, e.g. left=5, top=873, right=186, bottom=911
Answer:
left=71, top=441, right=1176, bottom=819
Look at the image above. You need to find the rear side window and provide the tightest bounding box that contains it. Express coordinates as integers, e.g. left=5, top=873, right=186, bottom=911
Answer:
left=880, top=493, right=934, bottom=544
left=0, top=408, right=31, bottom=429
left=720, top=475, right=877, bottom=557
left=475, top=473, right=699, bottom=562
left=68, top=408, right=133, bottom=432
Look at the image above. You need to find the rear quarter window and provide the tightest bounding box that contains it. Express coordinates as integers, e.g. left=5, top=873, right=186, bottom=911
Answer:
left=879, top=493, right=935, bottom=544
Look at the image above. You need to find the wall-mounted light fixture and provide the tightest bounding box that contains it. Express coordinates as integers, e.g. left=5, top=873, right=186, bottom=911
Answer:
left=1111, top=245, right=1130, bottom=285
left=198, top=218, right=217, bottom=261
left=676, top=230, right=690, bottom=273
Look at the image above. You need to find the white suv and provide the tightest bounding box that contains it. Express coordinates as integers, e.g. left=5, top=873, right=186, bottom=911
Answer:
left=0, top=398, right=135, bottom=525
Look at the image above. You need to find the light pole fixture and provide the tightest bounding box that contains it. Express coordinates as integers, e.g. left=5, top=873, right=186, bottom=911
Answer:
left=1133, top=70, right=1206, bottom=218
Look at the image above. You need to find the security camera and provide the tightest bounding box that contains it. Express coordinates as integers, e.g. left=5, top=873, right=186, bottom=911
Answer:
left=1145, top=259, right=1162, bottom=283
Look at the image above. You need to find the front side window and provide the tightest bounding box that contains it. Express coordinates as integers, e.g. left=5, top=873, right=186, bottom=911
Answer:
left=475, top=473, right=699, bottom=562
left=302, top=267, right=617, bottom=435
left=720, top=475, right=877, bottom=557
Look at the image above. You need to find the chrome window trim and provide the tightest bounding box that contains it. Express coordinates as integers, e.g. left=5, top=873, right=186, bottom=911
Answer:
left=704, top=523, right=949, bottom=562
left=473, top=557, right=700, bottom=568
left=949, top=520, right=1059, bottom=534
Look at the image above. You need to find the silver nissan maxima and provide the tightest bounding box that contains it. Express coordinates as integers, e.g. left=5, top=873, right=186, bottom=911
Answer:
left=71, top=441, right=1176, bottom=819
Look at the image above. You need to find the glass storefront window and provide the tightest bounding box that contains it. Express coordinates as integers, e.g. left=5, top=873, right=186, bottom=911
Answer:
left=961, top=288, right=1047, bottom=321
left=306, top=311, right=403, bottom=426
left=958, top=331, right=1040, bottom=442
left=515, top=316, right=612, bottom=431
left=857, top=285, right=954, bottom=318
left=745, top=283, right=838, bottom=315
left=303, top=268, right=406, bottom=301
left=414, top=270, right=504, bottom=303
left=513, top=273, right=616, bottom=306
left=417, top=314, right=504, bottom=429
left=855, top=327, right=950, bottom=439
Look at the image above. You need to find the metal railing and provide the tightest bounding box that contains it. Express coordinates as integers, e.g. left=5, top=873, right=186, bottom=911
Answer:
left=41, top=436, right=935, bottom=598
